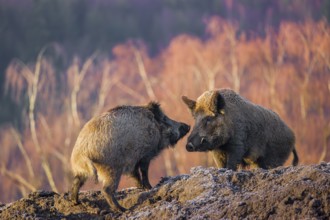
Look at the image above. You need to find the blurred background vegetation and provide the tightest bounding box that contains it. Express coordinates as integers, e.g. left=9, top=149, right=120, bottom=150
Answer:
left=0, top=0, right=329, bottom=203
left=1, top=0, right=328, bottom=124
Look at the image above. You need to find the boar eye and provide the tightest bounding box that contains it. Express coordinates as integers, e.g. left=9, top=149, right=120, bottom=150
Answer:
left=204, top=117, right=212, bottom=126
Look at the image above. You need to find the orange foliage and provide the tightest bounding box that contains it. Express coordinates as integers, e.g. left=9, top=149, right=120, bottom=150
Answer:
left=1, top=19, right=329, bottom=203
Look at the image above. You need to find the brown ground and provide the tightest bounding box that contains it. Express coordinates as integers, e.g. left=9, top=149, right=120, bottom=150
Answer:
left=1, top=163, right=329, bottom=219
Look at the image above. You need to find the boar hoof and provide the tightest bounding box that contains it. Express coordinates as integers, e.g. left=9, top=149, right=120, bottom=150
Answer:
left=71, top=199, right=80, bottom=205
left=143, top=185, right=152, bottom=190
left=142, top=182, right=152, bottom=190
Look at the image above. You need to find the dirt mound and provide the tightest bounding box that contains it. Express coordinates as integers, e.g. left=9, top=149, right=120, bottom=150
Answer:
left=1, top=163, right=329, bottom=219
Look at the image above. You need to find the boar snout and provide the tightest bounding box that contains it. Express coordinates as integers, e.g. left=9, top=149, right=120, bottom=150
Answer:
left=186, top=142, right=195, bottom=152
left=168, top=122, right=190, bottom=146
left=186, top=134, right=211, bottom=152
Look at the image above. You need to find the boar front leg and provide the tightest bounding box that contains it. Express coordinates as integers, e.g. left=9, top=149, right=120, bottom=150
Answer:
left=139, top=159, right=152, bottom=190
left=226, top=144, right=245, bottom=171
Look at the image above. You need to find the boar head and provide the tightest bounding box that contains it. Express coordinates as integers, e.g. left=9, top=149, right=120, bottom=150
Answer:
left=147, top=102, right=190, bottom=146
left=182, top=91, right=232, bottom=152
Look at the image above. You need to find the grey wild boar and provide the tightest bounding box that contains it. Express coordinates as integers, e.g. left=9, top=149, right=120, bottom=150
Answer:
left=182, top=89, right=298, bottom=170
left=70, top=102, right=190, bottom=212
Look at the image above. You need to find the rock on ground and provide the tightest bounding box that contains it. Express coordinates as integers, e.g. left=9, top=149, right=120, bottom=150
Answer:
left=1, top=163, right=329, bottom=219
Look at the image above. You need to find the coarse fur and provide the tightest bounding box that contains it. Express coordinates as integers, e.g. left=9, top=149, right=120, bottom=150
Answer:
left=70, top=102, right=190, bottom=212
left=182, top=89, right=298, bottom=170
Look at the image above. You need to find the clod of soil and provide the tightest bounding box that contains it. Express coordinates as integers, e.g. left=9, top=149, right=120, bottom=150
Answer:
left=1, top=163, right=329, bottom=219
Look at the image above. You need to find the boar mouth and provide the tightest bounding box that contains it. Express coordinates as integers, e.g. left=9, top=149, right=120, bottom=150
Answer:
left=186, top=144, right=213, bottom=152
left=169, top=136, right=179, bottom=146
left=186, top=137, right=213, bottom=152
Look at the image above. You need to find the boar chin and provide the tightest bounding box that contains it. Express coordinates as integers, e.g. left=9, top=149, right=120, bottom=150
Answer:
left=169, top=134, right=182, bottom=146
left=197, top=143, right=215, bottom=152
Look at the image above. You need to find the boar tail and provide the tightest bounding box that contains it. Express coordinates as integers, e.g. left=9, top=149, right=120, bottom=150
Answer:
left=292, top=148, right=299, bottom=166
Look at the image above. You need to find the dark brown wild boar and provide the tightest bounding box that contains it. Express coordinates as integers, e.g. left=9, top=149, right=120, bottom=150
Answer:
left=70, top=102, right=190, bottom=212
left=182, top=89, right=298, bottom=170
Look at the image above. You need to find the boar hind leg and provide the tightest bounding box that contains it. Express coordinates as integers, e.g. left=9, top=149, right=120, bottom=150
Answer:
left=140, top=160, right=152, bottom=190
left=99, top=168, right=126, bottom=212
left=71, top=175, right=87, bottom=204
left=212, top=149, right=227, bottom=168
left=130, top=163, right=143, bottom=188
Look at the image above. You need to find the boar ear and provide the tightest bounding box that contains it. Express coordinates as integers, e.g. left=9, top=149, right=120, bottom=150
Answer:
left=210, top=92, right=225, bottom=114
left=146, top=101, right=162, bottom=121
left=182, top=96, right=196, bottom=112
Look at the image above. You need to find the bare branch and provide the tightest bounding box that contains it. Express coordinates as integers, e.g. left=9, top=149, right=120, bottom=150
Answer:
left=116, top=81, right=145, bottom=102
left=193, top=49, right=223, bottom=91
left=94, top=63, right=120, bottom=115
left=134, top=49, right=157, bottom=100
left=1, top=165, right=37, bottom=192
left=10, top=127, right=35, bottom=178
left=28, top=45, right=58, bottom=192
left=39, top=114, right=53, bottom=141
left=163, top=150, right=174, bottom=176
left=71, top=52, right=98, bottom=126
left=52, top=149, right=69, bottom=167
left=319, top=124, right=330, bottom=163
left=224, top=23, right=241, bottom=92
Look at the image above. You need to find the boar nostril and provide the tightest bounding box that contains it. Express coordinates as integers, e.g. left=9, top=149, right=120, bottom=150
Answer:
left=186, top=142, right=194, bottom=151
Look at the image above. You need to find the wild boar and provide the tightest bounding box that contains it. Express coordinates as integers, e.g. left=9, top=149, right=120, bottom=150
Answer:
left=182, top=89, right=298, bottom=170
left=70, top=102, right=190, bottom=212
